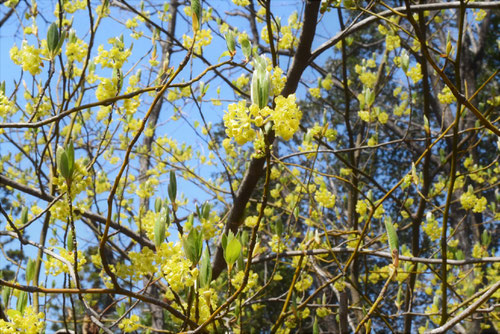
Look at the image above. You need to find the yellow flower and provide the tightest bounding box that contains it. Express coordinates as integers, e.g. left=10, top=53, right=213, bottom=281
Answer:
left=407, top=64, right=423, bottom=83
left=438, top=86, right=455, bottom=104
left=386, top=34, right=401, bottom=51
left=271, top=67, right=287, bottom=96
left=0, top=306, right=45, bottom=334
left=66, top=38, right=88, bottom=62
left=460, top=190, right=477, bottom=210
left=309, top=87, right=321, bottom=98
left=315, top=187, right=336, bottom=208
left=356, top=200, right=368, bottom=216
left=232, top=0, right=250, bottom=6
left=223, top=100, right=255, bottom=145
left=118, top=314, right=140, bottom=333
left=95, top=78, right=117, bottom=101
left=271, top=94, right=302, bottom=140
left=10, top=41, right=43, bottom=75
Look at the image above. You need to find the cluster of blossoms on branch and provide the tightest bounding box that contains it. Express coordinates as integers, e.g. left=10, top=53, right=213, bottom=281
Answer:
left=223, top=55, right=301, bottom=157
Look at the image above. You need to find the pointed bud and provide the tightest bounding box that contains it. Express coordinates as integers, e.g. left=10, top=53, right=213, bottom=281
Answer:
left=191, top=0, right=202, bottom=32
left=401, top=50, right=410, bottom=73
left=225, top=30, right=236, bottom=55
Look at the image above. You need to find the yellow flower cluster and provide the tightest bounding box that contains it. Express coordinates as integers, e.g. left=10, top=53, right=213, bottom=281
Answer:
left=25, top=96, right=51, bottom=121
left=373, top=203, right=385, bottom=219
left=460, top=189, right=487, bottom=213
left=268, top=234, right=287, bottom=253
left=125, top=17, right=139, bottom=29
left=321, top=74, right=334, bottom=91
left=122, top=75, right=141, bottom=114
left=95, top=77, right=118, bottom=101
left=45, top=249, right=87, bottom=276
left=118, top=314, right=140, bottom=333
left=355, top=63, right=377, bottom=89
left=244, top=215, right=259, bottom=228
left=260, top=11, right=301, bottom=50
left=231, top=270, right=259, bottom=292
left=393, top=100, right=410, bottom=117
left=232, top=0, right=250, bottom=6
left=386, top=34, right=401, bottom=51
left=356, top=199, right=368, bottom=216
left=378, top=18, right=401, bottom=52
left=113, top=241, right=198, bottom=292
left=158, top=242, right=198, bottom=292
left=359, top=107, right=389, bottom=124
left=437, top=86, right=455, bottom=104
left=125, top=247, right=157, bottom=278
left=0, top=91, right=15, bottom=120
left=294, top=273, right=313, bottom=292
left=182, top=29, right=212, bottom=54
left=474, top=9, right=487, bottom=21
left=134, top=210, right=170, bottom=242
left=233, top=74, right=249, bottom=91
left=309, top=87, right=321, bottom=98
left=223, top=94, right=302, bottom=145
left=316, top=307, right=332, bottom=318
left=314, top=186, right=336, bottom=208
left=271, top=94, right=302, bottom=140
left=10, top=41, right=42, bottom=75
left=278, top=25, right=298, bottom=50
left=200, top=211, right=219, bottom=240
left=0, top=307, right=45, bottom=334
left=155, top=135, right=193, bottom=163
left=95, top=42, right=131, bottom=69
left=66, top=38, right=88, bottom=63
left=358, top=110, right=375, bottom=123
left=407, top=64, right=423, bottom=83
left=61, top=0, right=86, bottom=13
left=223, top=100, right=256, bottom=145
left=422, top=213, right=440, bottom=241
left=271, top=66, right=286, bottom=96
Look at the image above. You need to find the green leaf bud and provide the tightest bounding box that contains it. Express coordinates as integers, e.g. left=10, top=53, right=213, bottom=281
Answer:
left=191, top=0, right=202, bottom=32
left=168, top=170, right=177, bottom=204
left=155, top=197, right=163, bottom=213
left=225, top=30, right=236, bottom=54
left=57, top=146, right=70, bottom=180
left=384, top=216, right=399, bottom=255
left=16, top=291, right=27, bottom=314
left=224, top=232, right=241, bottom=267
left=240, top=37, right=252, bottom=60
left=183, top=228, right=203, bottom=266
left=401, top=50, right=410, bottom=73
left=2, top=286, right=11, bottom=307
left=25, top=258, right=35, bottom=284
left=199, top=247, right=212, bottom=289
left=47, top=22, right=60, bottom=56
left=67, top=228, right=74, bottom=252
left=20, top=206, right=28, bottom=226
left=154, top=208, right=167, bottom=249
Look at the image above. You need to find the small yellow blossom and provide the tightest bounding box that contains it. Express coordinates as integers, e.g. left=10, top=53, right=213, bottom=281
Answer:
left=10, top=41, right=43, bottom=75
left=438, top=86, right=455, bottom=104
left=309, top=87, right=321, bottom=99
left=407, top=64, right=423, bottom=83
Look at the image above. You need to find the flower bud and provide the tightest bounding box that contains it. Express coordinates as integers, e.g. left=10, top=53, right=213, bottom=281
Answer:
left=251, top=55, right=271, bottom=109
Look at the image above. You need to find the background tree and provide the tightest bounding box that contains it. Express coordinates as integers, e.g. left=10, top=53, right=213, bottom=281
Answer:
left=0, top=0, right=499, bottom=333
